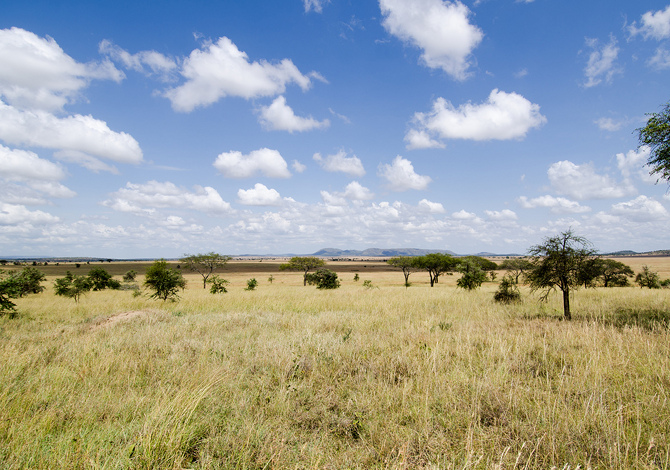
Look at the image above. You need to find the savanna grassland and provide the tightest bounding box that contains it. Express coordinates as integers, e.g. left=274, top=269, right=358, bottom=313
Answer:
left=1, top=258, right=670, bottom=469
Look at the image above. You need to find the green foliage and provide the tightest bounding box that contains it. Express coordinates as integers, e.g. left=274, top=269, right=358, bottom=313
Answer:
left=123, top=270, right=137, bottom=282
left=144, top=260, right=186, bottom=302
left=526, top=230, right=597, bottom=320
left=53, top=271, right=93, bottom=303
left=499, top=258, right=533, bottom=284
left=362, top=279, right=376, bottom=289
left=635, top=265, right=661, bottom=289
left=87, top=267, right=116, bottom=291
left=0, top=271, right=20, bottom=315
left=387, top=256, right=418, bottom=287
left=7, top=266, right=46, bottom=297
left=267, top=275, right=274, bottom=284
left=353, top=273, right=359, bottom=282
left=208, top=275, right=230, bottom=294
left=637, top=100, right=670, bottom=182
left=279, top=256, right=326, bottom=286
left=181, top=252, right=231, bottom=289
left=460, top=256, right=498, bottom=271
left=456, top=261, right=488, bottom=290
left=494, top=274, right=522, bottom=304
left=598, top=259, right=634, bottom=287
left=413, top=253, right=457, bottom=287
left=245, top=278, right=258, bottom=291
left=660, top=278, right=670, bottom=288
left=305, top=268, right=340, bottom=289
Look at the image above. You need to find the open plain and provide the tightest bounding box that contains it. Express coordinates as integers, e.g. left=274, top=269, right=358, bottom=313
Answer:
left=1, top=258, right=670, bottom=469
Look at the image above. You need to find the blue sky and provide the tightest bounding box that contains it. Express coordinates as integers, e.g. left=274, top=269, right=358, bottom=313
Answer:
left=0, top=0, right=669, bottom=258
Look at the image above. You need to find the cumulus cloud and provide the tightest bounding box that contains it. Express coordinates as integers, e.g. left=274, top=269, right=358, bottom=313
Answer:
left=0, top=101, right=143, bottom=165
left=418, top=199, right=445, bottom=213
left=292, top=160, right=307, bottom=173
left=164, top=36, right=314, bottom=112
left=258, top=96, right=329, bottom=132
left=485, top=209, right=518, bottom=221
left=648, top=47, right=670, bottom=69
left=628, top=6, right=670, bottom=40
left=518, top=195, right=591, bottom=214
left=611, top=195, right=669, bottom=222
left=214, top=148, right=291, bottom=178
left=616, top=146, right=657, bottom=184
left=0, top=202, right=59, bottom=225
left=0, top=27, right=123, bottom=112
left=548, top=160, right=634, bottom=200
left=583, top=36, right=621, bottom=88
left=104, top=181, right=232, bottom=214
left=379, top=0, right=483, bottom=80
left=0, top=144, right=65, bottom=182
left=378, top=155, right=431, bottom=191
left=343, top=181, right=374, bottom=200
left=237, top=183, right=283, bottom=206
left=313, top=150, right=365, bottom=177
left=99, top=39, right=177, bottom=81
left=404, top=129, right=445, bottom=150
left=406, top=89, right=546, bottom=148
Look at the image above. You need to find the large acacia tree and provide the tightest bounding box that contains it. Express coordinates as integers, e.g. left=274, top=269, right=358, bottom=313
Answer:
left=638, top=100, right=670, bottom=183
left=181, top=252, right=231, bottom=289
left=387, top=256, right=418, bottom=287
left=414, top=253, right=458, bottom=287
left=526, top=230, right=598, bottom=320
left=279, top=256, right=325, bottom=286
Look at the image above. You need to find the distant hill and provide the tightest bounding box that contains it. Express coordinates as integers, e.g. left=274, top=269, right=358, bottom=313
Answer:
left=313, top=248, right=457, bottom=258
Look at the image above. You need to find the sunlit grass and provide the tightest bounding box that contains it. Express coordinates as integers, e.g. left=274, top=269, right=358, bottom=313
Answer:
left=1, top=263, right=669, bottom=469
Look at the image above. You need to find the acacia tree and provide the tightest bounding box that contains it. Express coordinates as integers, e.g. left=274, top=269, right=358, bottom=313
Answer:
left=414, top=253, right=457, bottom=287
left=638, top=100, right=670, bottom=182
left=526, top=230, right=598, bottom=320
left=54, top=271, right=93, bottom=303
left=279, top=256, right=325, bottom=286
left=181, top=252, right=231, bottom=289
left=598, top=259, right=634, bottom=287
left=456, top=260, right=488, bottom=290
left=144, top=260, right=186, bottom=301
left=635, top=265, right=660, bottom=289
left=499, top=258, right=533, bottom=284
left=387, top=256, right=418, bottom=287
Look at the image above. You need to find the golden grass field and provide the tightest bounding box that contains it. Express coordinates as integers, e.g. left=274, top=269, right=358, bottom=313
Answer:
left=1, top=257, right=670, bottom=469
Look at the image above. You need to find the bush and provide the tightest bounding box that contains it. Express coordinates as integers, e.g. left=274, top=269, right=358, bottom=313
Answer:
left=305, top=268, right=340, bottom=289
left=123, top=270, right=137, bottom=282
left=208, top=275, right=230, bottom=294
left=144, top=260, right=186, bottom=302
left=494, top=274, right=522, bottom=304
left=456, top=262, right=488, bottom=290
left=54, top=271, right=93, bottom=303
left=245, top=278, right=258, bottom=291
left=9, top=266, right=46, bottom=297
left=87, top=267, right=116, bottom=291
left=0, top=271, right=20, bottom=316
left=635, top=266, right=660, bottom=289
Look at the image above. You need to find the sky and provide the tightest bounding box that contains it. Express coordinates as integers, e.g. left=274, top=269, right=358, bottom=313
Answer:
left=0, top=0, right=669, bottom=258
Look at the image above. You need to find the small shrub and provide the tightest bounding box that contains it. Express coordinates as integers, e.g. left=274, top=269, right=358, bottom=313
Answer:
left=636, top=266, right=660, bottom=289
left=245, top=278, right=258, bottom=291
left=88, top=267, right=116, bottom=291
left=208, top=275, right=230, bottom=294
left=268, top=275, right=274, bottom=284
left=362, top=280, right=377, bottom=289
left=54, top=271, right=93, bottom=303
left=494, top=274, right=522, bottom=304
left=305, top=268, right=340, bottom=289
left=144, top=260, right=186, bottom=302
left=353, top=273, right=359, bottom=282
left=123, top=270, right=137, bottom=282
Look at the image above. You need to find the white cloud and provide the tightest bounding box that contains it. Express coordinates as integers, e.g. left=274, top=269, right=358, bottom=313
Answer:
left=0, top=27, right=123, bottom=112
left=583, top=36, right=621, bottom=88
left=214, top=148, right=291, bottom=178
left=258, top=96, right=329, bottom=132
left=628, top=6, right=670, bottom=40
left=164, top=36, right=314, bottom=112
left=648, top=47, right=670, bottom=69
left=304, top=0, right=330, bottom=13
left=485, top=209, right=518, bottom=221
left=98, top=40, right=177, bottom=81
left=404, top=129, right=445, bottom=150
left=517, top=195, right=591, bottom=214
left=407, top=89, right=546, bottom=147
left=548, top=160, right=634, bottom=200
left=343, top=181, right=374, bottom=200
left=237, top=183, right=283, bottom=206
left=292, top=160, right=307, bottom=173
left=379, top=0, right=483, bottom=80
left=313, top=150, right=365, bottom=177
left=595, top=117, right=624, bottom=131
left=616, top=146, right=657, bottom=184
left=104, top=181, right=232, bottom=214
left=0, top=101, right=143, bottom=165
left=611, top=195, right=669, bottom=222
left=0, top=202, right=59, bottom=225
left=451, top=209, right=477, bottom=220
left=418, top=199, right=445, bottom=213
left=378, top=155, right=431, bottom=191
left=0, top=144, right=65, bottom=181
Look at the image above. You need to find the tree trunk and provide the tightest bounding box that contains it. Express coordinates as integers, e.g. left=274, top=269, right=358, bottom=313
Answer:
left=562, top=289, right=571, bottom=320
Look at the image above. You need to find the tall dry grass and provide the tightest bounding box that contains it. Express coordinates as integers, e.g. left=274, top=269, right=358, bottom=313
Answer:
left=0, top=266, right=669, bottom=469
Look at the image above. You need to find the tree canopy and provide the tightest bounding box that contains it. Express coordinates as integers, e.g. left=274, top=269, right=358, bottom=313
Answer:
left=181, top=252, right=231, bottom=289
left=638, top=100, right=670, bottom=183
left=144, top=260, right=186, bottom=301
left=387, top=256, right=419, bottom=287
left=526, top=230, right=598, bottom=320
left=414, top=253, right=458, bottom=287
left=279, top=256, right=326, bottom=286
